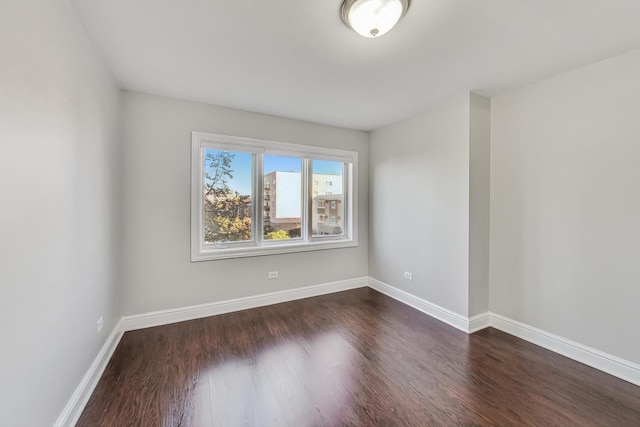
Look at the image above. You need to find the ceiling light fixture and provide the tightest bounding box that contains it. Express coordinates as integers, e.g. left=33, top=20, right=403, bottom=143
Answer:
left=341, top=0, right=410, bottom=38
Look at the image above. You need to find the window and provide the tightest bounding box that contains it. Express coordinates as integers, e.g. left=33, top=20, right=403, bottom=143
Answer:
left=263, top=154, right=302, bottom=241
left=191, top=132, right=358, bottom=261
left=201, top=148, right=254, bottom=244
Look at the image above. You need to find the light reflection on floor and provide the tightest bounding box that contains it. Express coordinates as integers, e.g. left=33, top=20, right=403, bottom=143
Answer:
left=202, top=331, right=357, bottom=426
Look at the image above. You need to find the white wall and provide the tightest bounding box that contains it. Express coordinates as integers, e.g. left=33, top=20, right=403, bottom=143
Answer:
left=120, top=92, right=368, bottom=315
left=369, top=93, right=472, bottom=316
left=468, top=93, right=491, bottom=316
left=490, top=49, right=640, bottom=364
left=0, top=0, right=121, bottom=425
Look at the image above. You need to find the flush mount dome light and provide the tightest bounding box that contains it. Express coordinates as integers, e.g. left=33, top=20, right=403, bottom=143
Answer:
left=341, top=0, right=410, bottom=38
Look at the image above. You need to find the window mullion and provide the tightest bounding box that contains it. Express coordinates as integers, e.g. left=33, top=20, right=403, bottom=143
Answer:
left=343, top=162, right=349, bottom=239
left=256, top=153, right=264, bottom=246
left=302, top=158, right=310, bottom=243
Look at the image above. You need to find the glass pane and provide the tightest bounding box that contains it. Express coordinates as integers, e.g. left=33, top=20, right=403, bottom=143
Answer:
left=203, top=149, right=253, bottom=244
left=312, top=160, right=344, bottom=237
left=263, top=155, right=302, bottom=240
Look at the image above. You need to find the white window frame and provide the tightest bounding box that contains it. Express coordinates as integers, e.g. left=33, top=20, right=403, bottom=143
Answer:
left=191, top=132, right=358, bottom=261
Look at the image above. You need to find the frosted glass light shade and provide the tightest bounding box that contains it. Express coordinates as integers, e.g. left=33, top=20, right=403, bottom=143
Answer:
left=341, top=0, right=409, bottom=38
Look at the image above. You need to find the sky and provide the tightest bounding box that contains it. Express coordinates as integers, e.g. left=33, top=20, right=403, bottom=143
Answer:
left=205, top=150, right=342, bottom=196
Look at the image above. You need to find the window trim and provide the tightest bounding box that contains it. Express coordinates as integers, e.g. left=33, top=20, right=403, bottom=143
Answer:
left=191, top=132, right=358, bottom=261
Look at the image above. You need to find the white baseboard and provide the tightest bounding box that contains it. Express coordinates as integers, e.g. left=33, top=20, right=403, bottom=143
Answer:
left=56, top=276, right=640, bottom=426
left=54, top=320, right=124, bottom=427
left=366, top=278, right=640, bottom=386
left=489, top=313, right=640, bottom=387
left=55, top=277, right=367, bottom=426
left=468, top=312, right=491, bottom=333
left=121, top=277, right=369, bottom=331
left=368, top=278, right=478, bottom=333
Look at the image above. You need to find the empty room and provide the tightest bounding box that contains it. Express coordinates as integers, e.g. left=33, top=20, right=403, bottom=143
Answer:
left=2, top=0, right=640, bottom=425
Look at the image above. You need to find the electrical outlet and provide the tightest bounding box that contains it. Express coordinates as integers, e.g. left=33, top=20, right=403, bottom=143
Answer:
left=268, top=271, right=279, bottom=279
left=404, top=271, right=413, bottom=281
left=96, top=316, right=104, bottom=333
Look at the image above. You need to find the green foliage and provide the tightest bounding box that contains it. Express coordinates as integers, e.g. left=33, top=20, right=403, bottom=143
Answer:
left=204, top=195, right=252, bottom=243
left=203, top=150, right=252, bottom=243
left=264, top=230, right=290, bottom=240
left=288, top=228, right=301, bottom=238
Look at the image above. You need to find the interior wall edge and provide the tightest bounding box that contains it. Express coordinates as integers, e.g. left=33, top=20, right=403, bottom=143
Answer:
left=54, top=320, right=124, bottom=427
left=368, top=277, right=477, bottom=333
left=121, top=277, right=369, bottom=332
left=368, top=277, right=640, bottom=386
left=489, top=312, right=640, bottom=387
left=58, top=277, right=640, bottom=423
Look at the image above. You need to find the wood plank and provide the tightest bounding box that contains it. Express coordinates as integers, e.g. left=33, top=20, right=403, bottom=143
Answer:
left=77, top=288, right=640, bottom=426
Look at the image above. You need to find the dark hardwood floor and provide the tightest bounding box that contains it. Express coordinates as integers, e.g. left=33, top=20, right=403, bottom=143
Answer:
left=78, top=288, right=640, bottom=426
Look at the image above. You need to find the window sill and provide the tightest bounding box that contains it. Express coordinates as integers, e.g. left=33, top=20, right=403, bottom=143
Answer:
left=191, top=239, right=357, bottom=262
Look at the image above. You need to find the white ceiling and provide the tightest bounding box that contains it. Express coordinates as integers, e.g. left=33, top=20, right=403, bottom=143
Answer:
left=69, top=0, right=640, bottom=131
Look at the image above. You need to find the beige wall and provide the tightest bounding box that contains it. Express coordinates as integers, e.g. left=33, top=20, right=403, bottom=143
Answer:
left=490, top=49, right=640, bottom=364
left=120, top=92, right=368, bottom=315
left=0, top=0, right=121, bottom=425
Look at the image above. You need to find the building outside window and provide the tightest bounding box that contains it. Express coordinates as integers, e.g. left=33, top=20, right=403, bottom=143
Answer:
left=191, top=132, right=358, bottom=260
